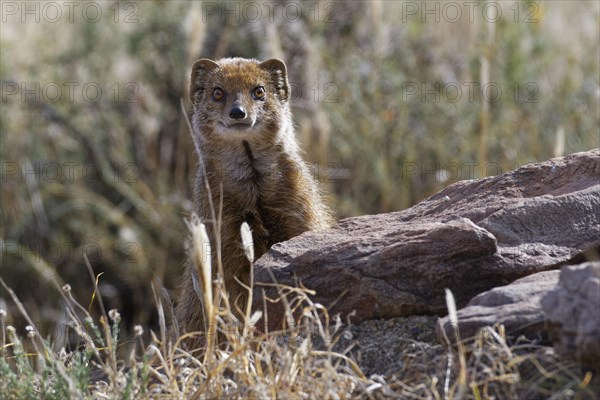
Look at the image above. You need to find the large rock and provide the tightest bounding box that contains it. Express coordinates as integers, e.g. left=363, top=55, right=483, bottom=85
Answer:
left=541, top=262, right=600, bottom=370
left=253, top=150, right=600, bottom=329
left=435, top=270, right=560, bottom=344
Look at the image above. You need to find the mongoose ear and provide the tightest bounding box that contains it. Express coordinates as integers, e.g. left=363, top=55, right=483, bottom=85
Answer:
left=258, top=58, right=290, bottom=102
left=190, top=58, right=219, bottom=104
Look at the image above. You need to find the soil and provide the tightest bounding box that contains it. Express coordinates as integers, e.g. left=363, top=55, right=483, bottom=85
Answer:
left=331, top=315, right=440, bottom=376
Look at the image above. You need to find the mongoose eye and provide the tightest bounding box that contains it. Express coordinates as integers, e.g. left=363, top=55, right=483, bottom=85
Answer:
left=252, top=86, right=266, bottom=100
left=212, top=88, right=224, bottom=101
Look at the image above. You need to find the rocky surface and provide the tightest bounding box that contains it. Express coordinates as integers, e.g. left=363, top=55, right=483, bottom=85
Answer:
left=541, top=262, right=600, bottom=370
left=253, top=150, right=600, bottom=329
left=435, top=270, right=560, bottom=344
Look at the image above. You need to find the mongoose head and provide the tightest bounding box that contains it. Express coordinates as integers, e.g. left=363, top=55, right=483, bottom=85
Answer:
left=189, top=57, right=291, bottom=141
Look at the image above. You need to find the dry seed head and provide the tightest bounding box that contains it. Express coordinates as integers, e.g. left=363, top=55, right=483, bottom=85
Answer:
left=247, top=310, right=263, bottom=327
left=187, top=215, right=212, bottom=278
left=25, top=325, right=35, bottom=338
left=198, top=222, right=212, bottom=272
left=240, top=222, right=254, bottom=262
left=195, top=221, right=212, bottom=294
left=62, top=284, right=71, bottom=293
left=133, top=325, right=144, bottom=337
left=187, top=215, right=213, bottom=316
left=445, top=288, right=458, bottom=327
left=108, top=309, right=121, bottom=322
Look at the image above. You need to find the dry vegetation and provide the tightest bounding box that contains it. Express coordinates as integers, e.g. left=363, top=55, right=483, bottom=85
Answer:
left=1, top=218, right=597, bottom=399
left=1, top=0, right=599, bottom=398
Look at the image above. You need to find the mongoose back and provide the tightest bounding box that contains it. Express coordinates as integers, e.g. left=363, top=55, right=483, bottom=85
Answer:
left=174, top=57, right=332, bottom=348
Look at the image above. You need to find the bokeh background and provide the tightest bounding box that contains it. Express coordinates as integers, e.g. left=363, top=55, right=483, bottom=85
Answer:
left=1, top=0, right=599, bottom=343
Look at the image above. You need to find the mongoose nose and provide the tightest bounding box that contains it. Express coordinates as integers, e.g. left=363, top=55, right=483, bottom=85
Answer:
left=229, top=106, right=246, bottom=120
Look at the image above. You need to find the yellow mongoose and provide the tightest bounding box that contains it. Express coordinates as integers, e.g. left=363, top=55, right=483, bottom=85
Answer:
left=174, top=57, right=332, bottom=348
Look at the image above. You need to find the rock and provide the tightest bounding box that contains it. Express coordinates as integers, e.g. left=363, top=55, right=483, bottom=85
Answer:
left=435, top=270, right=560, bottom=344
left=541, top=262, right=600, bottom=370
left=253, top=150, right=600, bottom=329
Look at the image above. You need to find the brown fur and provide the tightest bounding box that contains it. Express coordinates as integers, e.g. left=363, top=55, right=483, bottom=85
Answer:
left=174, top=57, right=332, bottom=349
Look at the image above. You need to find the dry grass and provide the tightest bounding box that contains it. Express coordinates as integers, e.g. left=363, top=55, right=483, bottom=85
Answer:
left=0, top=218, right=373, bottom=399
left=0, top=220, right=597, bottom=399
